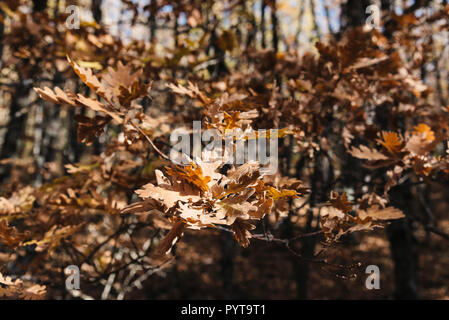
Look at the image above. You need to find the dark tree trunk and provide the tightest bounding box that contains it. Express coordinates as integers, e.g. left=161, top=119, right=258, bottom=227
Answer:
left=387, top=186, right=419, bottom=299
left=374, top=102, right=420, bottom=299
left=294, top=206, right=316, bottom=299
left=53, top=0, right=60, bottom=16
left=260, top=0, right=266, bottom=49
left=245, top=1, right=257, bottom=49
left=0, top=85, right=28, bottom=181
left=340, top=0, right=370, bottom=29
left=286, top=152, right=332, bottom=299
left=0, top=8, right=4, bottom=64
left=149, top=1, right=157, bottom=41
left=92, top=0, right=102, bottom=24
left=381, top=0, right=391, bottom=11
left=0, top=1, right=47, bottom=181
left=220, top=231, right=236, bottom=299
left=32, top=0, right=48, bottom=12
left=270, top=0, right=279, bottom=53
left=378, top=0, right=419, bottom=299
left=207, top=22, right=228, bottom=78
left=174, top=11, right=179, bottom=48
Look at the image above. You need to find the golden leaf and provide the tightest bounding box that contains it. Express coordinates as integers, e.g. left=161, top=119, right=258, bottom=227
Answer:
left=412, top=123, right=435, bottom=142
left=349, top=145, right=389, bottom=161
left=266, top=187, right=298, bottom=200
left=377, top=131, right=403, bottom=155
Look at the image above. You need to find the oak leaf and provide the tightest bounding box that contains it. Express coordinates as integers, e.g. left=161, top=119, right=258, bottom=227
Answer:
left=328, top=192, right=353, bottom=214
left=377, top=131, right=403, bottom=155
left=359, top=205, right=405, bottom=221
left=349, top=145, right=389, bottom=161
left=231, top=218, right=256, bottom=248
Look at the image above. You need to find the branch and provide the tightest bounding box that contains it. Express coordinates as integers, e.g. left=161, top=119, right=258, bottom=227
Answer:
left=130, top=122, right=172, bottom=161
left=427, top=225, right=449, bottom=242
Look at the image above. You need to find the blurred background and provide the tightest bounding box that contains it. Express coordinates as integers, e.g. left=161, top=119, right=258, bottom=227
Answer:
left=0, top=0, right=449, bottom=299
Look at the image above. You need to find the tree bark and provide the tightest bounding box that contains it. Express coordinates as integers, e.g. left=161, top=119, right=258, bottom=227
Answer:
left=32, top=0, right=48, bottom=13
left=378, top=0, right=419, bottom=299
left=387, top=186, right=419, bottom=299
left=340, top=0, right=370, bottom=30
left=288, top=152, right=332, bottom=299
left=0, top=0, right=48, bottom=182
left=245, top=0, right=257, bottom=49
left=220, top=231, right=236, bottom=299
left=148, top=1, right=157, bottom=41
left=0, top=8, right=4, bottom=63
left=0, top=85, right=28, bottom=181
left=381, top=0, right=391, bottom=11
left=260, top=0, right=266, bottom=49
left=270, top=0, right=279, bottom=53
left=92, top=0, right=102, bottom=24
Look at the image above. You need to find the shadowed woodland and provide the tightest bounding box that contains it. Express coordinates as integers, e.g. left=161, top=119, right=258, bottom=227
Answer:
left=0, top=0, right=449, bottom=300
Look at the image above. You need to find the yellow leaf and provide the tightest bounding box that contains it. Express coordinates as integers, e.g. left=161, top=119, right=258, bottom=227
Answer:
left=267, top=187, right=298, bottom=200
left=76, top=61, right=103, bottom=70
left=377, top=131, right=403, bottom=155
left=413, top=123, right=435, bottom=142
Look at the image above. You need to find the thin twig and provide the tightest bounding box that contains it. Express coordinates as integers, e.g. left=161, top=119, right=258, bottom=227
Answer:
left=130, top=122, right=172, bottom=161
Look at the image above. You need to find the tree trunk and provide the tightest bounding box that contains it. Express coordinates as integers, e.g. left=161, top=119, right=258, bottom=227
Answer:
left=32, top=0, right=48, bottom=12
left=289, top=152, right=332, bottom=299
left=260, top=0, right=266, bottom=49
left=220, top=231, right=236, bottom=299
left=0, top=85, right=28, bottom=181
left=0, top=8, right=4, bottom=66
left=387, top=186, right=419, bottom=299
left=149, top=1, right=157, bottom=41
left=0, top=0, right=48, bottom=182
left=381, top=0, right=391, bottom=11
left=92, top=0, right=102, bottom=24
left=378, top=0, right=419, bottom=299
left=245, top=0, right=257, bottom=49
left=270, top=0, right=279, bottom=53
left=340, top=0, right=370, bottom=30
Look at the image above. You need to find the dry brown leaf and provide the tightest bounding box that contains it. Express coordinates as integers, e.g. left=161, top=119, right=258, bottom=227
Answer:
left=360, top=205, right=405, bottom=220
left=231, top=218, right=256, bottom=248
left=328, top=192, right=353, bottom=214
left=156, top=220, right=186, bottom=256
left=349, top=145, right=389, bottom=161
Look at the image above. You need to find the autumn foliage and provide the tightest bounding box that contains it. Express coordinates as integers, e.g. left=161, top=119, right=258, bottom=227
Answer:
left=1, top=0, right=449, bottom=299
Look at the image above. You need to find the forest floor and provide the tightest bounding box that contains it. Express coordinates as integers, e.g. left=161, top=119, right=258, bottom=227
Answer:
left=140, top=222, right=449, bottom=299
